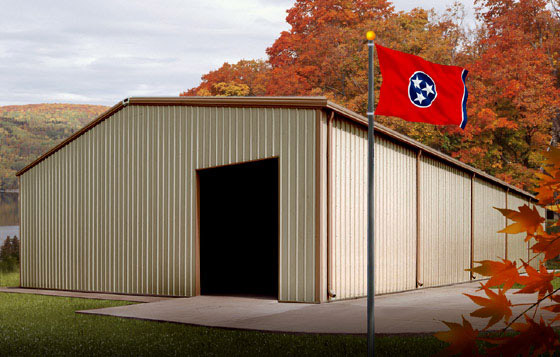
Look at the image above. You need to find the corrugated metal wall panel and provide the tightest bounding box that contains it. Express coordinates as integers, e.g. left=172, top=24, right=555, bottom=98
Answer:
left=20, top=105, right=316, bottom=302
left=419, top=156, right=471, bottom=287
left=374, top=136, right=417, bottom=294
left=329, top=117, right=416, bottom=299
left=472, top=178, right=506, bottom=266
left=507, top=192, right=530, bottom=268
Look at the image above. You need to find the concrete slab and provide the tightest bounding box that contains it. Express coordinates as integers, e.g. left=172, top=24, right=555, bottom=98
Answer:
left=76, top=281, right=560, bottom=334
left=0, top=287, right=171, bottom=303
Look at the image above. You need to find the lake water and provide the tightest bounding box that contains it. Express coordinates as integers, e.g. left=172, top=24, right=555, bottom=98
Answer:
left=0, top=192, right=19, bottom=245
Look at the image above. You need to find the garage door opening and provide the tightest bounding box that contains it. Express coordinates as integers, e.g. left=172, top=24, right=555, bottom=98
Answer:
left=199, top=158, right=279, bottom=298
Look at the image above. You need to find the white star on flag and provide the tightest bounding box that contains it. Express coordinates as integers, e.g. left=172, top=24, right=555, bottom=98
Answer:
left=414, top=92, right=426, bottom=104
left=422, top=84, right=434, bottom=96
left=411, top=76, right=423, bottom=89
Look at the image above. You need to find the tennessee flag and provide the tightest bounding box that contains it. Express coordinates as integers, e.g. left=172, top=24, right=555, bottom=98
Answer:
left=374, top=44, right=469, bottom=129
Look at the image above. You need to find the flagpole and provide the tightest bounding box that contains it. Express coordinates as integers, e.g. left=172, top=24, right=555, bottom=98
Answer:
left=366, top=30, right=376, bottom=357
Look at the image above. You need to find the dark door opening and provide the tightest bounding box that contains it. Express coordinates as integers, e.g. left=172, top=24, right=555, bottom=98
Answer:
left=199, top=158, right=279, bottom=298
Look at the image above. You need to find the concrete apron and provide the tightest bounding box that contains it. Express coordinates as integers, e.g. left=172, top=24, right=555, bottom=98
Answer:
left=73, top=281, right=560, bottom=334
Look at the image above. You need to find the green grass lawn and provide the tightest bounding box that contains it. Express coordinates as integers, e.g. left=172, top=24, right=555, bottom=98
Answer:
left=0, top=269, right=19, bottom=287
left=0, top=270, right=447, bottom=356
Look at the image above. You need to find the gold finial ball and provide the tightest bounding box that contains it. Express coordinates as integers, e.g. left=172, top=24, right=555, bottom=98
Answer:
left=366, top=31, right=375, bottom=41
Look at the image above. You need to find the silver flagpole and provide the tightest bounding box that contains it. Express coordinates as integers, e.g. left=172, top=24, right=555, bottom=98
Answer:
left=366, top=30, right=376, bottom=357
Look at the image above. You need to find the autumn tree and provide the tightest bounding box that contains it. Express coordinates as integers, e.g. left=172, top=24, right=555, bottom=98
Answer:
left=265, top=0, right=465, bottom=111
left=445, top=0, right=560, bottom=190
left=181, top=59, right=270, bottom=97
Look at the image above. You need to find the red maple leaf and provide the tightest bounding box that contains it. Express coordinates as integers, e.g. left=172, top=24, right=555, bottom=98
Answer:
left=434, top=315, right=480, bottom=356
left=515, top=262, right=559, bottom=300
left=465, top=284, right=513, bottom=330
left=495, top=205, right=545, bottom=239
left=467, top=259, right=520, bottom=291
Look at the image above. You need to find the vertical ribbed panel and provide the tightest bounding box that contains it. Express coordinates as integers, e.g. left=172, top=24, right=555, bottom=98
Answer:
left=419, top=156, right=471, bottom=287
left=374, top=136, right=417, bottom=294
left=19, top=105, right=317, bottom=302
left=507, top=192, right=530, bottom=267
left=329, top=117, right=416, bottom=299
left=330, top=117, right=365, bottom=299
left=473, top=178, right=506, bottom=264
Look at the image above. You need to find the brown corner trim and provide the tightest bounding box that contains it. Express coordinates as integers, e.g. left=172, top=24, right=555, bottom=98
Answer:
left=470, top=173, right=476, bottom=280
left=416, top=150, right=423, bottom=288
left=277, top=158, right=281, bottom=301
left=326, top=111, right=335, bottom=299
left=314, top=109, right=323, bottom=303
left=505, top=188, right=510, bottom=260
left=18, top=176, right=22, bottom=288
left=195, top=172, right=201, bottom=296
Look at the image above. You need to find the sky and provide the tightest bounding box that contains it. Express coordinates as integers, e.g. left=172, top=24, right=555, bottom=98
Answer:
left=0, top=0, right=475, bottom=106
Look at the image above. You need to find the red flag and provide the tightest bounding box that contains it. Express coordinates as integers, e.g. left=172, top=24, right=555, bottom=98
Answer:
left=374, top=44, right=469, bottom=128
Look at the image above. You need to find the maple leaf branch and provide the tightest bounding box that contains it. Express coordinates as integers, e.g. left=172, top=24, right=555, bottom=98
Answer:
left=526, top=253, right=540, bottom=265
left=501, top=286, right=560, bottom=334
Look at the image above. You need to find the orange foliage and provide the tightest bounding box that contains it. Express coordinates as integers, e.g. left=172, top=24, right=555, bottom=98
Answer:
left=180, top=60, right=270, bottom=97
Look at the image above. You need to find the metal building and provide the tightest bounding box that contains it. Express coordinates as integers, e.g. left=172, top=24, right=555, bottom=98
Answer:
left=16, top=97, right=544, bottom=303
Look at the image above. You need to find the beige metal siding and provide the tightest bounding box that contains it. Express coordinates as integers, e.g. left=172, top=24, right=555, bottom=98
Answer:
left=330, top=117, right=366, bottom=299
left=472, top=178, right=506, bottom=265
left=507, top=192, right=530, bottom=268
left=20, top=105, right=317, bottom=302
left=419, top=156, right=471, bottom=287
left=374, top=136, right=417, bottom=294
left=329, top=117, right=416, bottom=298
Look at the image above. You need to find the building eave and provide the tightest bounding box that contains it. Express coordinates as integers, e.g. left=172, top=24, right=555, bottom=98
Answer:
left=15, top=96, right=536, bottom=201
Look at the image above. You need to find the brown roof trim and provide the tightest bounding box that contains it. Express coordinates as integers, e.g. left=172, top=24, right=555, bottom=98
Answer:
left=15, top=96, right=536, bottom=201
left=128, top=96, right=329, bottom=108
left=326, top=101, right=535, bottom=199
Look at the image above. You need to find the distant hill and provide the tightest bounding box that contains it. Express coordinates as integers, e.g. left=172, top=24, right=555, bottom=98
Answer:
left=0, top=104, right=108, bottom=190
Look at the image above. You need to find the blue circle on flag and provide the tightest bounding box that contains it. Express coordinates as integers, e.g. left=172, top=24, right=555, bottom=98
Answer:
left=408, top=71, right=437, bottom=108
